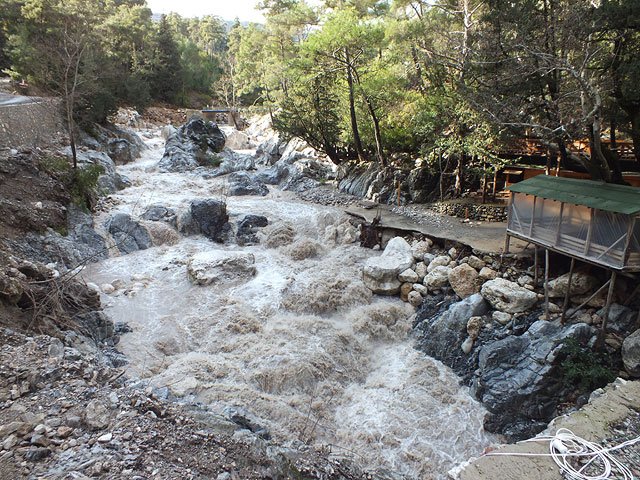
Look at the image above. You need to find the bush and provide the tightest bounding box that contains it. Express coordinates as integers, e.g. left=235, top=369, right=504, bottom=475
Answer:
left=38, top=155, right=103, bottom=210
left=560, top=338, right=617, bottom=392
left=69, top=164, right=103, bottom=210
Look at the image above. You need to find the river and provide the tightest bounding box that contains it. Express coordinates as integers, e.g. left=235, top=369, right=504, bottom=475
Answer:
left=83, top=128, right=495, bottom=479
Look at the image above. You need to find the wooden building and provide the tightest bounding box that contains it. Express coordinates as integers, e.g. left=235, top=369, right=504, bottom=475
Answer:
left=505, top=176, right=640, bottom=272
left=504, top=175, right=640, bottom=338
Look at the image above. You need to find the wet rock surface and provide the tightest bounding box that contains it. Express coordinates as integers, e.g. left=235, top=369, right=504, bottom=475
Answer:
left=159, top=117, right=226, bottom=172
left=177, top=199, right=230, bottom=242
left=105, top=213, right=152, bottom=254
left=473, top=320, right=595, bottom=438
left=0, top=329, right=366, bottom=480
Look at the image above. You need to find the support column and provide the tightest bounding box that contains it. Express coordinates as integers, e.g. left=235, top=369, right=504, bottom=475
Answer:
left=560, top=258, right=575, bottom=324
left=544, top=248, right=550, bottom=321
left=597, top=271, right=617, bottom=350
left=534, top=247, right=539, bottom=286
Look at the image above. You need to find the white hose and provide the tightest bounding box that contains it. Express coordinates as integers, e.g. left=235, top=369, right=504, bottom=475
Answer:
left=486, top=428, right=640, bottom=480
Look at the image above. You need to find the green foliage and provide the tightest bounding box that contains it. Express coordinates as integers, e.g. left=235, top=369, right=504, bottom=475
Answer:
left=38, top=155, right=103, bottom=210
left=3, top=0, right=640, bottom=183
left=69, top=164, right=104, bottom=210
left=149, top=15, right=183, bottom=103
left=560, top=339, right=617, bottom=393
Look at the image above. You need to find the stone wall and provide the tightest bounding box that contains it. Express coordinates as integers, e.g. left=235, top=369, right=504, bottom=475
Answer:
left=428, top=202, right=507, bottom=222
left=0, top=98, right=64, bottom=149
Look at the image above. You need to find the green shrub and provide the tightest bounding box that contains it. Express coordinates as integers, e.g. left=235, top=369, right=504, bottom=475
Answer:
left=560, top=338, right=617, bottom=392
left=69, top=164, right=104, bottom=210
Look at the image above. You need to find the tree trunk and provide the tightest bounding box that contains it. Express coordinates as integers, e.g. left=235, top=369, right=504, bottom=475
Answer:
left=353, top=69, right=386, bottom=167
left=589, top=117, right=612, bottom=182
left=344, top=48, right=364, bottom=162
left=410, top=46, right=425, bottom=95
left=454, top=156, right=463, bottom=196
left=630, top=109, right=640, bottom=164
left=65, top=97, right=77, bottom=169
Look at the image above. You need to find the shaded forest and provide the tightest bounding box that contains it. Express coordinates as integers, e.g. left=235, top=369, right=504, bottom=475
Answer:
left=1, top=0, right=639, bottom=188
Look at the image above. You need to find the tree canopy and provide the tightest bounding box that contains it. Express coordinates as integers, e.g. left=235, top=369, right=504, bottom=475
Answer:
left=2, top=0, right=639, bottom=189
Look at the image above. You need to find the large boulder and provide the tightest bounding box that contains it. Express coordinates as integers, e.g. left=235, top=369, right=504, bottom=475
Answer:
left=424, top=266, right=451, bottom=290
left=185, top=199, right=230, bottom=243
left=622, top=329, right=640, bottom=377
left=548, top=271, right=598, bottom=298
left=598, top=303, right=638, bottom=335
left=141, top=204, right=177, bottom=228
left=67, top=206, right=107, bottom=259
left=158, top=118, right=226, bottom=172
left=223, top=129, right=252, bottom=150
left=105, top=213, right=152, bottom=254
left=448, top=263, right=480, bottom=298
left=481, top=278, right=538, bottom=313
left=227, top=172, right=269, bottom=197
left=416, top=294, right=489, bottom=368
left=362, top=237, right=414, bottom=295
left=187, top=251, right=256, bottom=286
left=204, top=148, right=255, bottom=177
left=473, top=320, right=595, bottom=438
left=236, top=215, right=268, bottom=246
left=254, top=136, right=283, bottom=166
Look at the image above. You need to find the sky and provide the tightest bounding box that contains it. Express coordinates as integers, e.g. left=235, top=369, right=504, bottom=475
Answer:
left=145, top=0, right=266, bottom=22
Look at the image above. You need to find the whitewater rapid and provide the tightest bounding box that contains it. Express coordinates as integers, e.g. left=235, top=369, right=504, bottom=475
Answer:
left=84, top=131, right=495, bottom=479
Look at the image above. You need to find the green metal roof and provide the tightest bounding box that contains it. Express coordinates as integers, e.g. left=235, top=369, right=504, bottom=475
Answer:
left=508, top=175, right=640, bottom=215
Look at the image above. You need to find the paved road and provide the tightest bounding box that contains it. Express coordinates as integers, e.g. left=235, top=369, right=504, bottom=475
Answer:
left=0, top=92, right=39, bottom=107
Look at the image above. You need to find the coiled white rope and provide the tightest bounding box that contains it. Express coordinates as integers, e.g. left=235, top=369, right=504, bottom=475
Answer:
left=486, top=428, right=640, bottom=480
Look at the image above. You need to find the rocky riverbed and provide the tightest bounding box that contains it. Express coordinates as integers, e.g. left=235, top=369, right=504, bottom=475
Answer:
left=79, top=120, right=495, bottom=479
left=2, top=110, right=640, bottom=479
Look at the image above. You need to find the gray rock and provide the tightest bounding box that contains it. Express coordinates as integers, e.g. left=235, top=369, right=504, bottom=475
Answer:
left=622, top=329, right=640, bottom=377
left=416, top=293, right=489, bottom=364
left=24, top=447, right=51, bottom=461
left=74, top=311, right=114, bottom=342
left=254, top=136, right=282, bottom=166
left=597, top=303, right=638, bottom=335
left=362, top=237, right=414, bottom=295
left=427, top=255, right=451, bottom=273
left=424, top=266, right=451, bottom=290
left=228, top=171, right=269, bottom=197
left=48, top=338, right=65, bottom=358
left=236, top=215, right=268, bottom=246
left=159, top=118, right=226, bottom=172
left=187, top=199, right=230, bottom=242
left=84, top=399, right=110, bottom=430
left=548, top=271, right=598, bottom=298
left=398, top=268, right=419, bottom=283
left=481, top=278, right=538, bottom=313
left=141, top=205, right=177, bottom=228
left=106, top=213, right=152, bottom=254
left=187, top=251, right=256, bottom=286
left=473, top=320, right=595, bottom=438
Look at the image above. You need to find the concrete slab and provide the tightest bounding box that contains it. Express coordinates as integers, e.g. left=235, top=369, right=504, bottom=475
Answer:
left=455, top=379, right=640, bottom=480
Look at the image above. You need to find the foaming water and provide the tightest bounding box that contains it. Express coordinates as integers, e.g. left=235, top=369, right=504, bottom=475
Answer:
left=84, top=132, right=495, bottom=478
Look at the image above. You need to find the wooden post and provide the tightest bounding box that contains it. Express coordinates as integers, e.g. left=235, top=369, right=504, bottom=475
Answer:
left=529, top=195, right=537, bottom=238
left=545, top=248, right=550, bottom=321
left=555, top=202, right=565, bottom=247
left=560, top=257, right=575, bottom=324
left=504, top=192, right=514, bottom=254
left=622, top=217, right=636, bottom=269
left=583, top=208, right=595, bottom=256
left=596, top=271, right=617, bottom=350
left=534, top=246, right=539, bottom=286
left=492, top=168, right=498, bottom=201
